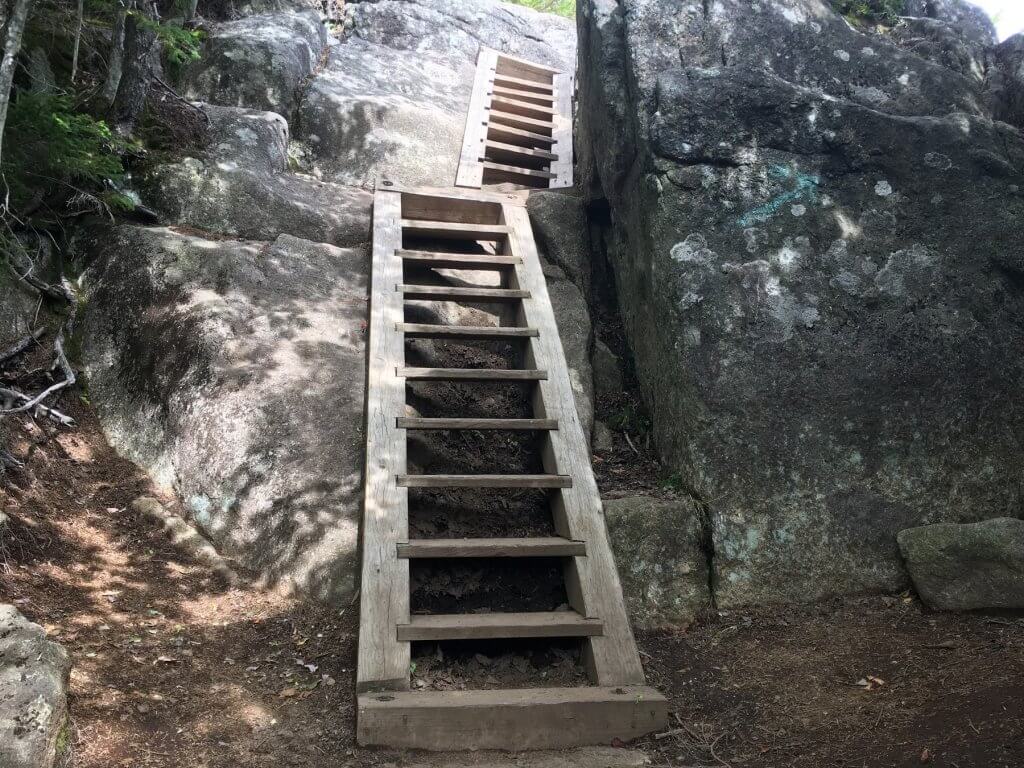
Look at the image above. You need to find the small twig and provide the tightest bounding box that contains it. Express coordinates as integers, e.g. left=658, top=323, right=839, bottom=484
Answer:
left=623, top=431, right=640, bottom=455
left=153, top=76, right=211, bottom=125
left=0, top=387, right=75, bottom=426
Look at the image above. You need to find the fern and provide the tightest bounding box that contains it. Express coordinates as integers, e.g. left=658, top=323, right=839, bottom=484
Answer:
left=503, top=0, right=575, bottom=19
left=1, top=93, right=126, bottom=212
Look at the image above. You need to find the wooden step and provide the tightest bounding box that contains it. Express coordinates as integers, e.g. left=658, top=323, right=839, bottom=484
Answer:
left=490, top=95, right=557, bottom=118
left=491, top=85, right=555, bottom=105
left=399, top=250, right=520, bottom=269
left=397, top=417, right=557, bottom=430
left=492, top=74, right=554, bottom=94
left=397, top=537, right=585, bottom=559
left=482, top=162, right=557, bottom=181
left=357, top=686, right=669, bottom=751
left=398, top=367, right=548, bottom=382
left=487, top=124, right=556, bottom=146
left=397, top=611, right=602, bottom=641
left=397, top=474, right=572, bottom=489
left=488, top=109, right=555, bottom=132
left=401, top=219, right=510, bottom=240
left=484, top=140, right=558, bottom=162
left=399, top=284, right=530, bottom=303
left=398, top=323, right=538, bottom=340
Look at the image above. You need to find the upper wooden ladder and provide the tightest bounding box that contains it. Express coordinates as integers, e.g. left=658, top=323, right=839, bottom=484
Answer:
left=356, top=185, right=666, bottom=750
left=456, top=47, right=573, bottom=190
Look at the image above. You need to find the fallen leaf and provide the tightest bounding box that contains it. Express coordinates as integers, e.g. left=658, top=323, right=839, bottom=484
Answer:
left=280, top=686, right=299, bottom=699
left=920, top=747, right=932, bottom=763
left=154, top=656, right=180, bottom=665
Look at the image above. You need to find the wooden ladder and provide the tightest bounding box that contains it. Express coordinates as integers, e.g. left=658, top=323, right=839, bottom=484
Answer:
left=356, top=185, right=666, bottom=750
left=456, top=47, right=574, bottom=190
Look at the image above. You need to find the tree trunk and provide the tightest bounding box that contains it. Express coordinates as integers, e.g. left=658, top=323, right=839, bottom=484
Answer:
left=110, top=0, right=162, bottom=137
left=70, top=0, right=84, bottom=83
left=100, top=2, right=128, bottom=108
left=0, top=0, right=33, bottom=168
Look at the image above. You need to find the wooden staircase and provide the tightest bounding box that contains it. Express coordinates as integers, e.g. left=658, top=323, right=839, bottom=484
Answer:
left=456, top=47, right=573, bottom=190
left=356, top=184, right=666, bottom=750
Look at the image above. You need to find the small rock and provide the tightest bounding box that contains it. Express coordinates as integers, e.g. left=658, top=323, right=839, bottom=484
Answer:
left=592, top=339, right=625, bottom=399
left=898, top=517, right=1024, bottom=610
left=593, top=421, right=616, bottom=453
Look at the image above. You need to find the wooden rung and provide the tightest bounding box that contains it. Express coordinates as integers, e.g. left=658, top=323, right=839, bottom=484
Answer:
left=397, top=537, right=585, bottom=559
left=399, top=250, right=520, bottom=269
left=398, top=324, right=539, bottom=340
left=482, top=162, right=557, bottom=180
left=357, top=687, right=669, bottom=751
left=399, top=367, right=548, bottom=382
left=488, top=109, right=555, bottom=132
left=397, top=611, right=602, bottom=642
left=490, top=95, right=557, bottom=117
left=399, top=284, right=530, bottom=303
left=484, top=140, right=558, bottom=162
left=491, top=85, right=555, bottom=105
left=397, top=474, right=572, bottom=489
left=487, top=124, right=556, bottom=146
left=401, top=219, right=510, bottom=240
left=492, top=74, right=554, bottom=94
left=397, top=417, right=557, bottom=430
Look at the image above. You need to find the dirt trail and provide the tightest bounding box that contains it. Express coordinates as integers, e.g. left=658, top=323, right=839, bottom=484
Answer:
left=1, top=400, right=1022, bottom=767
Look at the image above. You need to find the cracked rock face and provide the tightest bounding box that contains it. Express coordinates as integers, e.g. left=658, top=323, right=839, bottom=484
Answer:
left=578, top=0, right=1024, bottom=607
left=0, top=605, right=71, bottom=768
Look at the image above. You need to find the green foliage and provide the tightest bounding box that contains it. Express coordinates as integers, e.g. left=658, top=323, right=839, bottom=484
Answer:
left=133, top=13, right=206, bottom=68
left=660, top=471, right=685, bottom=492
left=831, top=0, right=905, bottom=25
left=503, top=0, right=575, bottom=19
left=1, top=93, right=126, bottom=212
left=608, top=402, right=650, bottom=435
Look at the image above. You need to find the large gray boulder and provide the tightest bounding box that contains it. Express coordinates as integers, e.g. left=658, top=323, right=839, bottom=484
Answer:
left=139, top=104, right=372, bottom=247
left=80, top=227, right=368, bottom=602
left=182, top=10, right=328, bottom=117
left=604, top=496, right=710, bottom=628
left=0, top=605, right=71, bottom=768
left=577, top=0, right=1024, bottom=607
left=898, top=518, right=1024, bottom=611
left=296, top=0, right=575, bottom=187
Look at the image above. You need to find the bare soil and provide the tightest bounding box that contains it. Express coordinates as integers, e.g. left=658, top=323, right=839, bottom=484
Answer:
left=1, top=387, right=1021, bottom=768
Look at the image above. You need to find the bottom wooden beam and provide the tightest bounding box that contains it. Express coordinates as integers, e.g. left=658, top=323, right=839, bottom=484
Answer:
left=356, top=686, right=668, bottom=750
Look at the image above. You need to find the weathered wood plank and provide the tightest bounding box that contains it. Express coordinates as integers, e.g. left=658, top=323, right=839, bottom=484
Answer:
left=398, top=284, right=530, bottom=302
left=482, top=161, right=556, bottom=180
left=357, top=189, right=410, bottom=693
left=490, top=95, right=558, bottom=119
left=397, top=417, right=557, bottom=430
left=492, top=73, right=554, bottom=94
left=484, top=140, right=558, bottom=162
left=356, top=686, right=669, bottom=750
left=398, top=367, right=548, bottom=381
left=503, top=203, right=646, bottom=686
left=400, top=219, right=510, bottom=240
left=550, top=72, right=574, bottom=189
left=487, top=124, right=557, bottom=147
left=488, top=109, right=556, bottom=132
left=397, top=611, right=602, bottom=641
left=398, top=323, right=538, bottom=339
left=399, top=250, right=521, bottom=269
left=456, top=47, right=500, bottom=189
left=490, top=85, right=554, bottom=106
left=397, top=474, right=572, bottom=489
left=397, top=537, right=585, bottom=559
